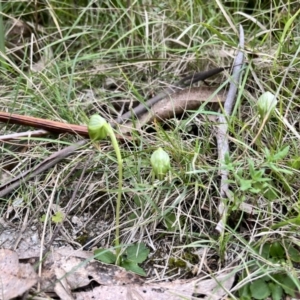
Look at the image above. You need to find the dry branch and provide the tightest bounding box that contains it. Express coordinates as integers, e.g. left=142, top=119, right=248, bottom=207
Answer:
left=0, top=130, right=49, bottom=141
left=215, top=25, right=245, bottom=233
left=0, top=111, right=90, bottom=137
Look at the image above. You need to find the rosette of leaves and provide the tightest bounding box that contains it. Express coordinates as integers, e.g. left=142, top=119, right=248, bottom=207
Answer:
left=238, top=241, right=300, bottom=300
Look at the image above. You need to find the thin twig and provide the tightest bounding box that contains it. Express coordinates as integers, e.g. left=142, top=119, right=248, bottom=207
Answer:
left=0, top=130, right=49, bottom=141
left=0, top=111, right=90, bottom=137
left=215, top=25, right=245, bottom=233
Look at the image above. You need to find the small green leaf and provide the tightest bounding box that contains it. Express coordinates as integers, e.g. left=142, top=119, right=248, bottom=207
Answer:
left=259, top=243, right=271, bottom=259
left=269, top=282, right=283, bottom=300
left=263, top=185, right=278, bottom=201
left=126, top=242, right=150, bottom=263
left=249, top=186, right=261, bottom=194
left=239, top=179, right=252, bottom=191
left=250, top=279, right=271, bottom=299
left=281, top=275, right=297, bottom=296
left=224, top=152, right=232, bottom=165
left=273, top=146, right=289, bottom=161
left=289, top=156, right=300, bottom=170
left=248, top=160, right=255, bottom=177
left=264, top=148, right=271, bottom=159
left=164, top=212, right=180, bottom=231
left=269, top=164, right=293, bottom=175
left=238, top=282, right=251, bottom=300
left=287, top=244, right=300, bottom=262
left=52, top=211, right=64, bottom=224
left=269, top=242, right=285, bottom=259
left=253, top=175, right=269, bottom=183
left=94, top=248, right=116, bottom=264
left=121, top=260, right=147, bottom=276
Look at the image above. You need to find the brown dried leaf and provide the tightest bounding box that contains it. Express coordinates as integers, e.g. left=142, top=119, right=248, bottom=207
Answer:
left=41, top=247, right=144, bottom=292
left=54, top=268, right=75, bottom=300
left=74, top=272, right=234, bottom=300
left=0, top=249, right=38, bottom=300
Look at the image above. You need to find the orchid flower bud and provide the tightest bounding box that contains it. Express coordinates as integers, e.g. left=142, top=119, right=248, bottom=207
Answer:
left=257, top=91, right=277, bottom=120
left=88, top=114, right=108, bottom=141
left=151, top=147, right=170, bottom=180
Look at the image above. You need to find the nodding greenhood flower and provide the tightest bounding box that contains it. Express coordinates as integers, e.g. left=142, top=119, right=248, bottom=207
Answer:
left=88, top=114, right=108, bottom=141
left=151, top=147, right=170, bottom=180
left=257, top=91, right=277, bottom=120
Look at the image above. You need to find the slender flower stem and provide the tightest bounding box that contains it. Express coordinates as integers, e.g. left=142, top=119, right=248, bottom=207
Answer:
left=88, top=115, right=123, bottom=266
left=107, top=125, right=123, bottom=265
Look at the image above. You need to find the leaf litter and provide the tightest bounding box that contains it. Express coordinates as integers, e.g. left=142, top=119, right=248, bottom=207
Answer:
left=0, top=244, right=234, bottom=300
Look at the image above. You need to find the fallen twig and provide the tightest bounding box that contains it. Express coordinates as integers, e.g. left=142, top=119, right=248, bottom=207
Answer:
left=0, top=130, right=49, bottom=141
left=0, top=112, right=129, bottom=141
left=0, top=112, right=90, bottom=137
left=215, top=25, right=245, bottom=233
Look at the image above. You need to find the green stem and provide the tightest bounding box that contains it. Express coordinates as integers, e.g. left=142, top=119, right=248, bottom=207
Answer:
left=107, top=125, right=123, bottom=265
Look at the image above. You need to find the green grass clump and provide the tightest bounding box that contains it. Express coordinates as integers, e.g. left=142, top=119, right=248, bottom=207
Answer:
left=0, top=0, right=300, bottom=298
